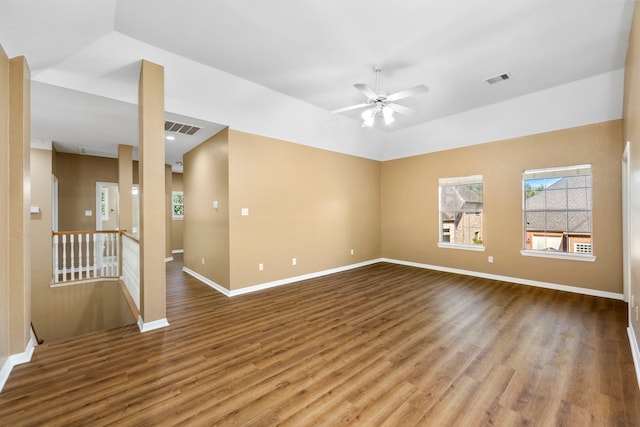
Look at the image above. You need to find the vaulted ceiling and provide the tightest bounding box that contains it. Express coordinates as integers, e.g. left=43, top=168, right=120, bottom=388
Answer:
left=0, top=0, right=635, bottom=167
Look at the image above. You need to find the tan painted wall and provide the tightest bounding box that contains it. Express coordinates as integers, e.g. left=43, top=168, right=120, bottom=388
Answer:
left=623, top=2, right=640, bottom=348
left=35, top=281, right=134, bottom=343
left=0, top=44, right=9, bottom=369
left=165, top=165, right=172, bottom=259
left=8, top=56, right=31, bottom=354
left=381, top=120, right=623, bottom=294
left=55, top=152, right=118, bottom=231
left=29, top=149, right=53, bottom=341
left=118, top=145, right=133, bottom=233
left=171, top=173, right=184, bottom=251
left=228, top=130, right=381, bottom=290
left=183, top=128, right=230, bottom=288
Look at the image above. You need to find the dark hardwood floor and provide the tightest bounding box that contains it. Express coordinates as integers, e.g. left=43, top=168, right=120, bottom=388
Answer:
left=1, top=255, right=639, bottom=426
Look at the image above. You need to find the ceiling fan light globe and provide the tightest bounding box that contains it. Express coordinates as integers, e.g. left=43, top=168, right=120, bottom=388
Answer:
left=382, top=106, right=395, bottom=125
left=361, top=109, right=374, bottom=121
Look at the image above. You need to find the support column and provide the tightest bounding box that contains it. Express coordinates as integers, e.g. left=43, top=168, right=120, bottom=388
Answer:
left=137, top=60, right=168, bottom=332
left=8, top=56, right=31, bottom=354
left=118, top=144, right=133, bottom=234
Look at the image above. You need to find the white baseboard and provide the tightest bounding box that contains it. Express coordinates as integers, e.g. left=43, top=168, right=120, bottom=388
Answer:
left=137, top=316, right=170, bottom=333
left=628, top=324, right=640, bottom=391
left=0, top=334, right=37, bottom=393
left=183, top=259, right=384, bottom=298
left=182, top=267, right=231, bottom=297
left=184, top=257, right=623, bottom=301
left=172, top=249, right=184, bottom=254
left=381, top=258, right=624, bottom=301
left=164, top=257, right=174, bottom=263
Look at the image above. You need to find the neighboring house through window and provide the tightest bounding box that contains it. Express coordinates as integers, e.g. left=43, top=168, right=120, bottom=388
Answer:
left=172, top=191, right=184, bottom=219
left=438, top=175, right=484, bottom=250
left=522, top=164, right=594, bottom=261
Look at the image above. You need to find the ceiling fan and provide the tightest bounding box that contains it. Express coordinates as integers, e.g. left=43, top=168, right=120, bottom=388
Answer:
left=331, top=65, right=429, bottom=127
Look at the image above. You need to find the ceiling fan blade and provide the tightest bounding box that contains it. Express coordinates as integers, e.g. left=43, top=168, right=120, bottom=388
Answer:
left=330, top=103, right=370, bottom=115
left=354, top=83, right=378, bottom=100
left=386, top=85, right=429, bottom=102
left=388, top=103, right=417, bottom=116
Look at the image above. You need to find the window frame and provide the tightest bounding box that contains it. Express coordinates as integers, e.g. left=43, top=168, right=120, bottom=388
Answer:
left=172, top=191, right=184, bottom=220
left=520, top=164, right=596, bottom=262
left=437, top=175, right=485, bottom=252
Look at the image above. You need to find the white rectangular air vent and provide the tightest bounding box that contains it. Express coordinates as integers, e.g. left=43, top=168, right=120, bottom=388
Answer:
left=164, top=120, right=202, bottom=136
left=484, top=72, right=512, bottom=85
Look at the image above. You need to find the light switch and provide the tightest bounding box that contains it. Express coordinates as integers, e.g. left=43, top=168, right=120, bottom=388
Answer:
left=213, top=200, right=219, bottom=209
left=85, top=210, right=93, bottom=217
left=241, top=208, right=249, bottom=216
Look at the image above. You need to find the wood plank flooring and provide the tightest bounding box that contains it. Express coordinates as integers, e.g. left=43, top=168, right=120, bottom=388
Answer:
left=1, top=255, right=639, bottom=426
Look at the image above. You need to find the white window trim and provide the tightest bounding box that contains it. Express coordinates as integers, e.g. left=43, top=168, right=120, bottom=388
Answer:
left=438, top=242, right=485, bottom=251
left=520, top=249, right=596, bottom=262
left=172, top=191, right=184, bottom=220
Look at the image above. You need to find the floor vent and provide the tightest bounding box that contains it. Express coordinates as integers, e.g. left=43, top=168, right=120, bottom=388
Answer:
left=164, top=120, right=202, bottom=136
left=484, top=72, right=512, bottom=85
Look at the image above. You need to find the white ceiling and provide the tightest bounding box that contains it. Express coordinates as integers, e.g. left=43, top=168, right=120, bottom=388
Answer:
left=0, top=0, right=635, bottom=165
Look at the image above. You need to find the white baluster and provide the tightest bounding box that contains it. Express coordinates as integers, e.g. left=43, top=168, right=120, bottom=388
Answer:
left=93, top=234, right=98, bottom=278
left=101, top=233, right=107, bottom=277
left=62, top=234, right=67, bottom=281
left=109, top=233, right=114, bottom=276
left=70, top=234, right=75, bottom=280
left=86, top=233, right=90, bottom=278
left=109, top=233, right=115, bottom=276
left=53, top=234, right=58, bottom=283
left=115, top=233, right=120, bottom=276
left=78, top=233, right=83, bottom=280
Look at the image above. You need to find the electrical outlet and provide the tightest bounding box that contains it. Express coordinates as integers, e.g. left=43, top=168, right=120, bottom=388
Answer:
left=350, top=249, right=354, bottom=255
left=292, top=258, right=297, bottom=266
left=201, top=257, right=205, bottom=265
left=259, top=263, right=264, bottom=271
left=488, top=256, right=494, bottom=263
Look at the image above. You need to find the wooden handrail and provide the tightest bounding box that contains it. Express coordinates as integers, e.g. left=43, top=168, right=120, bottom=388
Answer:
left=121, top=232, right=139, bottom=243
left=52, top=230, right=121, bottom=236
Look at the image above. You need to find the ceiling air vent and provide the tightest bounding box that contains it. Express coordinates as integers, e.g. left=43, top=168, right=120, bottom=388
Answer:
left=484, top=72, right=512, bottom=85
left=164, top=120, right=202, bottom=136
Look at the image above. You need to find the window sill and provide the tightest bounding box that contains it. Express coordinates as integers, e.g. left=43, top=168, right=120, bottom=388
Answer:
left=520, top=250, right=596, bottom=262
left=172, top=216, right=184, bottom=221
left=438, top=243, right=485, bottom=252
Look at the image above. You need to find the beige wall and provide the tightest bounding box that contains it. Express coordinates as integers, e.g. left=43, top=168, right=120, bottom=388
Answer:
left=34, top=282, right=134, bottom=342
left=623, top=2, right=640, bottom=348
left=183, top=128, right=231, bottom=288
left=8, top=56, right=31, bottom=354
left=381, top=120, right=623, bottom=294
left=227, top=130, right=381, bottom=290
left=0, top=45, right=9, bottom=370
left=54, top=152, right=119, bottom=231
left=165, top=165, right=172, bottom=258
left=29, top=149, right=53, bottom=341
left=171, top=172, right=184, bottom=251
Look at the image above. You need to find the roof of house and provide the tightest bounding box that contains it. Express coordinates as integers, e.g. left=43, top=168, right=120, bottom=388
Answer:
left=524, top=176, right=592, bottom=232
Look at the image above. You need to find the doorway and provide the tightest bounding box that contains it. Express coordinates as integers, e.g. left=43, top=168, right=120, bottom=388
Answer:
left=96, top=182, right=119, bottom=231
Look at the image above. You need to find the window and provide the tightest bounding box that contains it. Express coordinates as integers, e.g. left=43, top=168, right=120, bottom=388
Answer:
left=172, top=191, right=184, bottom=219
left=438, top=175, right=484, bottom=250
left=522, top=164, right=594, bottom=261
left=100, top=186, right=109, bottom=221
